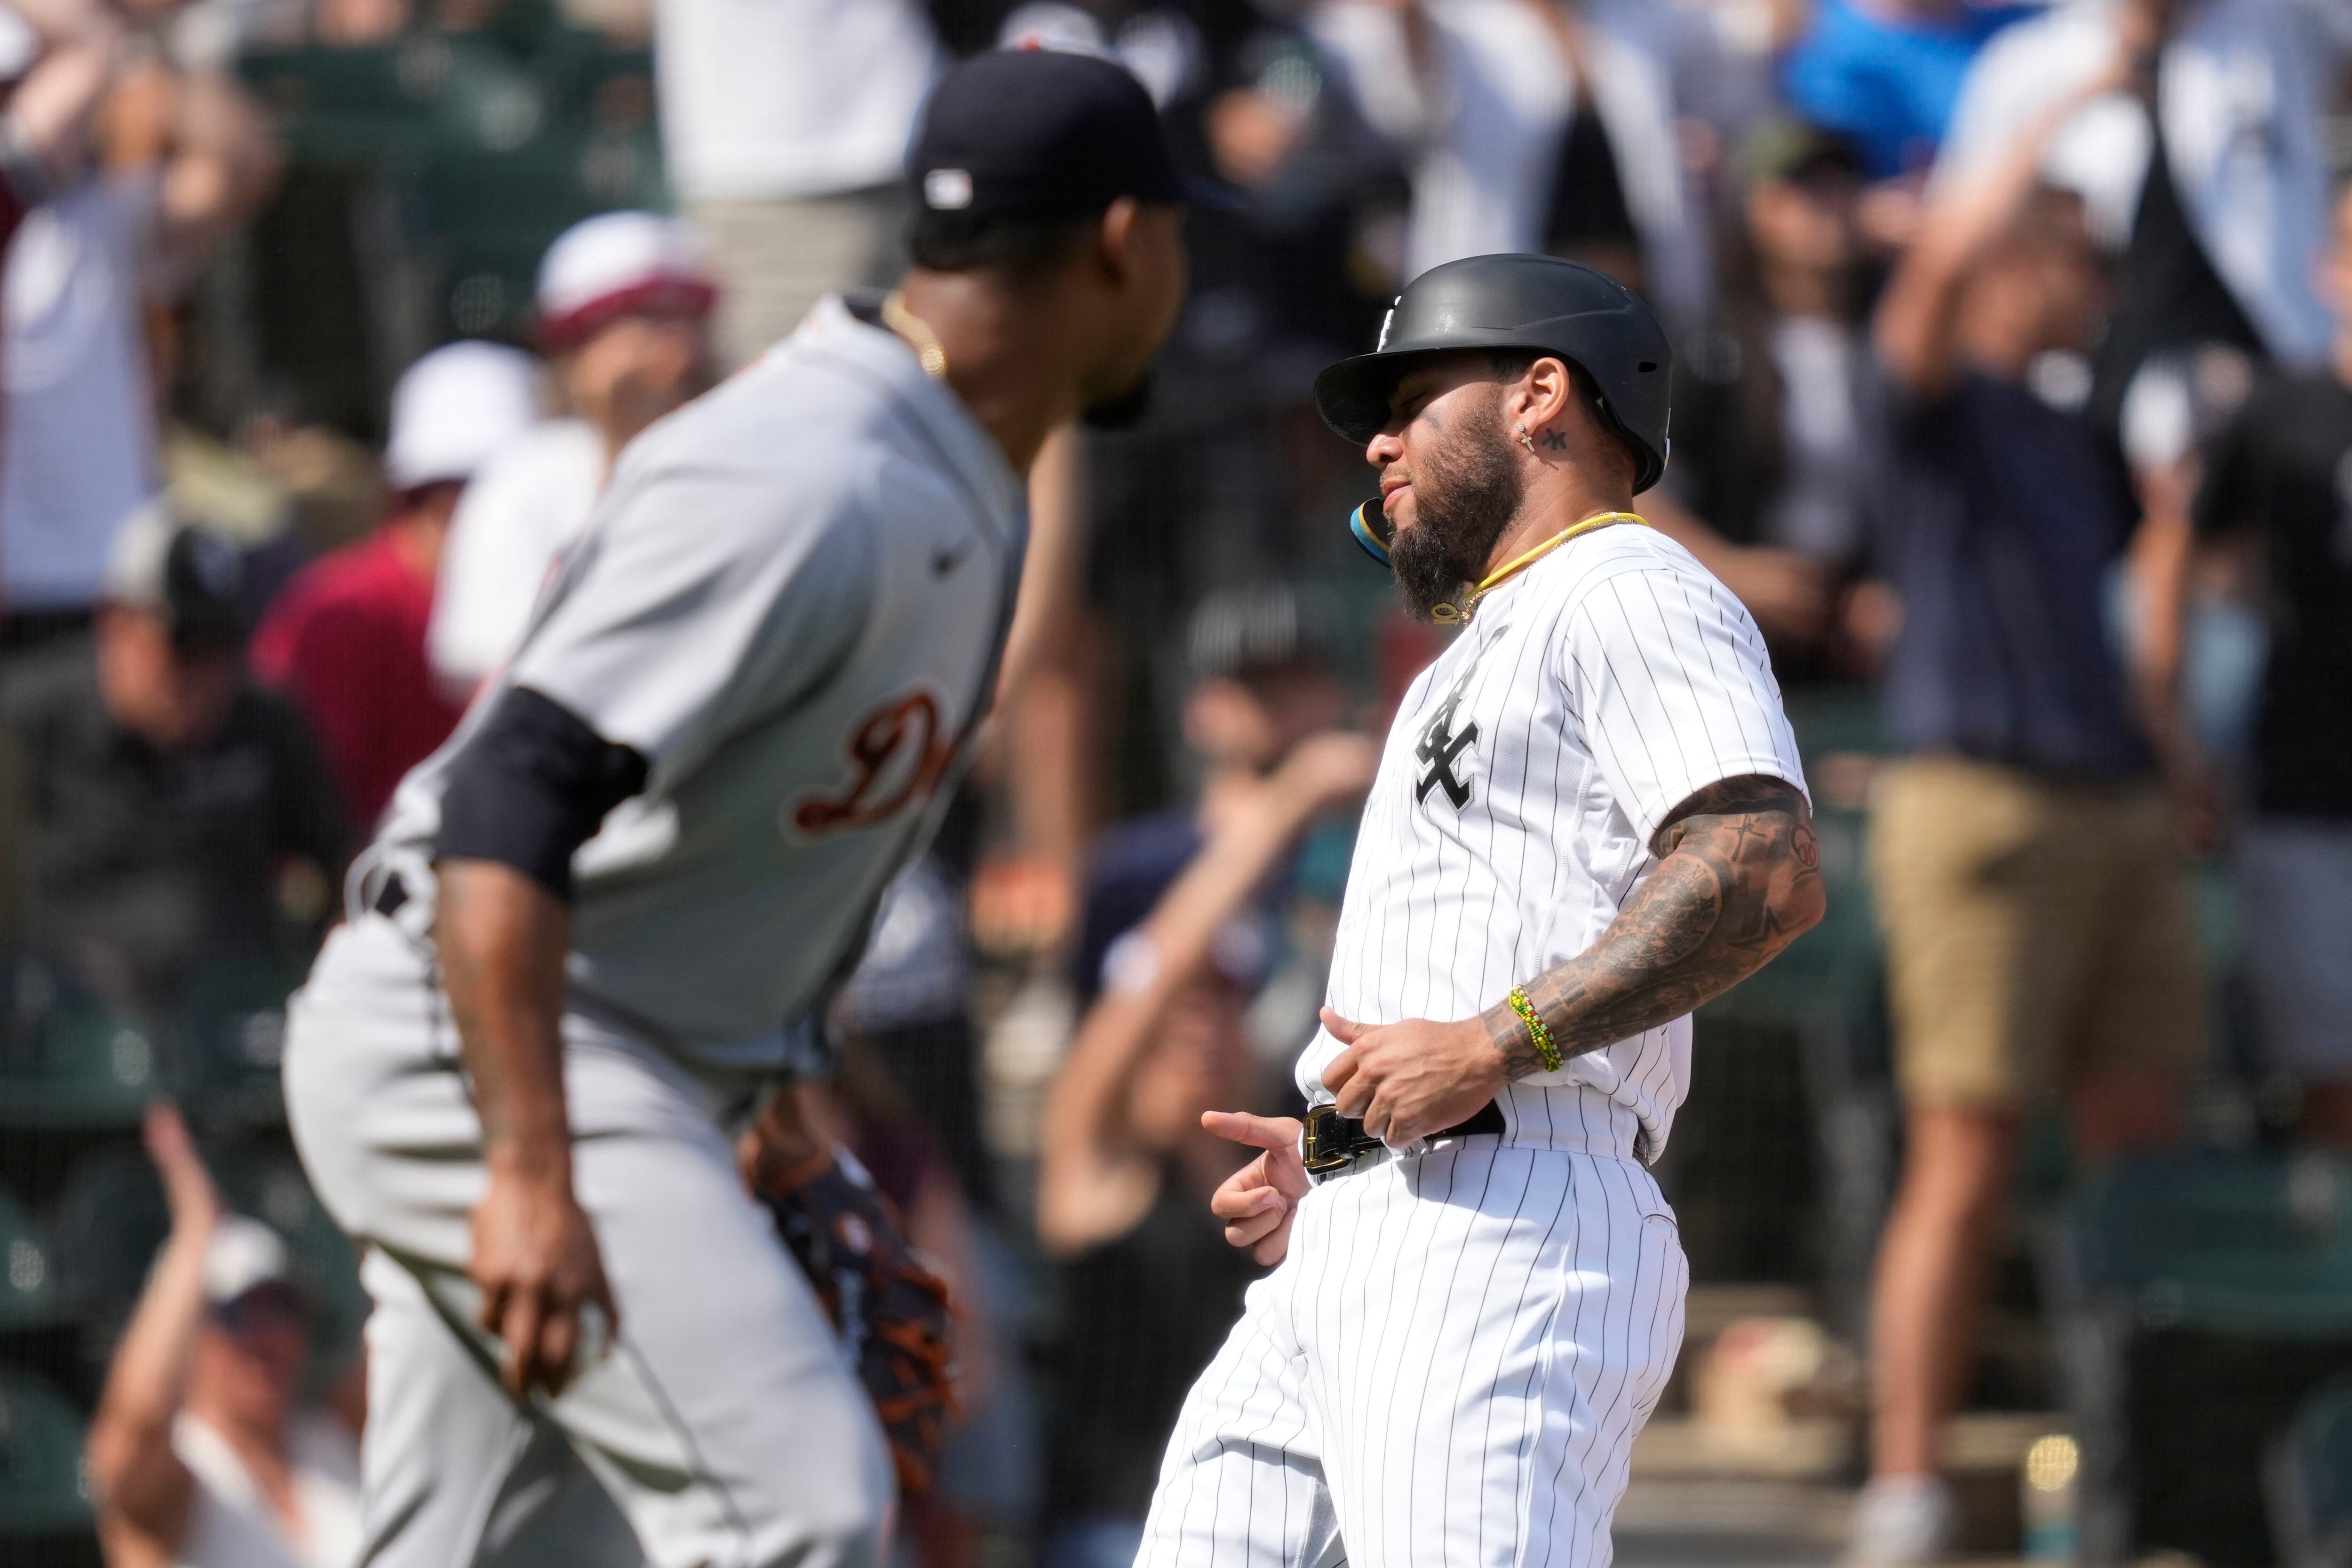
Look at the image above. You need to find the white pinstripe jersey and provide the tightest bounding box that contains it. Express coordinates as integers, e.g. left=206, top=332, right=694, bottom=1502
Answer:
left=1298, top=522, right=1807, bottom=1162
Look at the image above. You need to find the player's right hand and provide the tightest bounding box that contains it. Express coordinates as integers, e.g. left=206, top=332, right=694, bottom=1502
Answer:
left=1203, top=1112, right=1310, bottom=1266
left=471, top=1167, right=619, bottom=1401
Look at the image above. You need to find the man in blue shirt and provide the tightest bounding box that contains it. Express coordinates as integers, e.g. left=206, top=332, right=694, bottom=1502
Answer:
left=1781, top=0, right=2034, bottom=181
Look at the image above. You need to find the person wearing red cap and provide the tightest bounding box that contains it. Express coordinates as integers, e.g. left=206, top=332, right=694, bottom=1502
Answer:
left=427, top=211, right=719, bottom=696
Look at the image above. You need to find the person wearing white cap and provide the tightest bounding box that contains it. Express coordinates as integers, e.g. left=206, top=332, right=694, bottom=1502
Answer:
left=250, top=341, right=539, bottom=827
left=428, top=210, right=718, bottom=696
left=86, top=1103, right=362, bottom=1568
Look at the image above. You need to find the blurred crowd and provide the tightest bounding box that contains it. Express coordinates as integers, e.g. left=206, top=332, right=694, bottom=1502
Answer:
left=0, top=0, right=2347, bottom=1565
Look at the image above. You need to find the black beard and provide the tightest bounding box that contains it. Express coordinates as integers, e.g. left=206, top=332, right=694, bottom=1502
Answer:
left=1081, top=369, right=1154, bottom=430
left=1389, top=399, right=1524, bottom=621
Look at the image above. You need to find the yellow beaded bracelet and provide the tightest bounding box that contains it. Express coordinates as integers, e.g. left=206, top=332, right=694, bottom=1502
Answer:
left=1507, top=986, right=1561, bottom=1073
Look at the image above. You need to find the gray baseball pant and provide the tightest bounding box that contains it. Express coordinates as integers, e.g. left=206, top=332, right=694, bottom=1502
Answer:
left=283, top=914, right=893, bottom=1568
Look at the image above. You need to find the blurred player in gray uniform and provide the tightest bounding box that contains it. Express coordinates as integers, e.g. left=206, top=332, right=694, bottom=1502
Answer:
left=281, top=50, right=1194, bottom=1568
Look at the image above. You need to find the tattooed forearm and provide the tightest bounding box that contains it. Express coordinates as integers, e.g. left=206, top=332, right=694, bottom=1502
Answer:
left=1479, top=775, right=1825, bottom=1078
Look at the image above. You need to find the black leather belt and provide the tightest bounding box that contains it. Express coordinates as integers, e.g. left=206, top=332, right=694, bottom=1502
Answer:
left=1302, top=1099, right=1505, bottom=1177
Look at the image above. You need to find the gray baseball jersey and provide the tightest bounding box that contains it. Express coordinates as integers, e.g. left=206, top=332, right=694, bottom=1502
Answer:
left=366, top=294, right=1026, bottom=1064
left=284, top=295, right=1025, bottom=1568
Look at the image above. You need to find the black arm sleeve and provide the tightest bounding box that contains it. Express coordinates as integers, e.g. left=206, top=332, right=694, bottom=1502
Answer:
left=434, top=686, right=650, bottom=901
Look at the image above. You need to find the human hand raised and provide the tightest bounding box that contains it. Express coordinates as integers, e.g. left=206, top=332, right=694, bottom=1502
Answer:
left=1201, top=1112, right=1309, bottom=1266
left=1319, top=1006, right=1506, bottom=1146
left=1270, top=731, right=1380, bottom=820
left=1716, top=547, right=1833, bottom=645
left=143, top=1101, right=222, bottom=1241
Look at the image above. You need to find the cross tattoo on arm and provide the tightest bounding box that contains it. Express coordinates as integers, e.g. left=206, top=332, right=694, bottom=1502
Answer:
left=1478, top=775, right=1826, bottom=1078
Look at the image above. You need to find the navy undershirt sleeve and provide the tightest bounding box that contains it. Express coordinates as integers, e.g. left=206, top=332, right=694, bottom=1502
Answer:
left=434, top=686, right=649, bottom=900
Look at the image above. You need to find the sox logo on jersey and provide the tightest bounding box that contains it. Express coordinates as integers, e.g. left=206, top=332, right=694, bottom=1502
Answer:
left=1412, top=638, right=1494, bottom=809
left=1136, top=527, right=1811, bottom=1568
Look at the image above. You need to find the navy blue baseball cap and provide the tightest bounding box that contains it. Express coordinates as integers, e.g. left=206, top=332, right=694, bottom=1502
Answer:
left=907, top=48, right=1237, bottom=218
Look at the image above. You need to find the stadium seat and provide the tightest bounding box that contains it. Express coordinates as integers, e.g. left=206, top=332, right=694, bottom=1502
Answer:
left=2268, top=1373, right=2352, bottom=1568
left=245, top=26, right=670, bottom=344
left=0, top=959, right=156, bottom=1129
left=240, top=44, right=437, bottom=159
left=164, top=956, right=308, bottom=1123
left=2065, top=1150, right=2352, bottom=1338
left=50, top=1149, right=167, bottom=1333
left=0, top=1182, right=63, bottom=1332
left=0, top=1369, right=91, bottom=1539
left=2052, top=1150, right=2352, bottom=1568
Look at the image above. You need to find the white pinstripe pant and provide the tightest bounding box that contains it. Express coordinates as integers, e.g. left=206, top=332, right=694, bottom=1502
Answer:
left=1136, top=1136, right=1686, bottom=1568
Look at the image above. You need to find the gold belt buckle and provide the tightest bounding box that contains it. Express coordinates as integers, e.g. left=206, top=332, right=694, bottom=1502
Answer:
left=1302, top=1105, right=1373, bottom=1176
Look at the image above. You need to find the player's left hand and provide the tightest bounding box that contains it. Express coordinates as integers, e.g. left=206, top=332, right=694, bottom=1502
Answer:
left=1319, top=1006, right=1506, bottom=1146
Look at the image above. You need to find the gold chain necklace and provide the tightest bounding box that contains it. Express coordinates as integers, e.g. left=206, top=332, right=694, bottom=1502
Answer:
left=1430, top=510, right=1649, bottom=624
left=881, top=290, right=948, bottom=380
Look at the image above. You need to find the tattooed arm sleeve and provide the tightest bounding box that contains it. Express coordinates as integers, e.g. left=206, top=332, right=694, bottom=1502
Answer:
left=1479, top=774, right=1826, bottom=1079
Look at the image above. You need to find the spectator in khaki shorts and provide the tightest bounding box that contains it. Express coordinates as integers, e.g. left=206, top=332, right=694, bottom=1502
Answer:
left=1849, top=70, right=2205, bottom=1567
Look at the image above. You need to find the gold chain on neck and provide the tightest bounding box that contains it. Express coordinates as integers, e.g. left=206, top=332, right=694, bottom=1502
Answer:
left=1430, top=511, right=1649, bottom=624
left=881, top=290, right=948, bottom=380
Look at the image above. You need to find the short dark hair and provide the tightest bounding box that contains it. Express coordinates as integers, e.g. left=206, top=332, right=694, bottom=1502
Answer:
left=906, top=207, right=1101, bottom=285
left=1486, top=349, right=1538, bottom=382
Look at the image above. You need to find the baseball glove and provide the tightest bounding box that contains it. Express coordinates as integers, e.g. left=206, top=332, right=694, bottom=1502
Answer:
left=750, top=1144, right=959, bottom=1494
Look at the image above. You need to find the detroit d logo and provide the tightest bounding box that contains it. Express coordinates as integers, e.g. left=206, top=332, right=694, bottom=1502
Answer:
left=1414, top=664, right=1481, bottom=810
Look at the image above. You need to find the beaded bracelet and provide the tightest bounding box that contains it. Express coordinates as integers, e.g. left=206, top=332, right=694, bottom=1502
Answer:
left=1506, top=986, right=1562, bottom=1073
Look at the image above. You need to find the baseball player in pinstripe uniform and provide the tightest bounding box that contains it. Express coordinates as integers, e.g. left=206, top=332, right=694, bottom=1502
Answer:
left=1136, top=255, right=1828, bottom=1568
left=278, top=51, right=1198, bottom=1568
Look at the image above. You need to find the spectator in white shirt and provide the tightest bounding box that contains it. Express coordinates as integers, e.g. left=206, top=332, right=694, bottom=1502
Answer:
left=0, top=46, right=277, bottom=633
left=652, top=0, right=937, bottom=366
left=426, top=210, right=715, bottom=700
left=1935, top=0, right=2350, bottom=379
left=427, top=211, right=716, bottom=696
left=87, top=1103, right=362, bottom=1568
left=1308, top=0, right=1715, bottom=329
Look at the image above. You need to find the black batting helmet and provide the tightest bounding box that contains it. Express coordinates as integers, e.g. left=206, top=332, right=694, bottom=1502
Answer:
left=1314, top=255, right=1673, bottom=493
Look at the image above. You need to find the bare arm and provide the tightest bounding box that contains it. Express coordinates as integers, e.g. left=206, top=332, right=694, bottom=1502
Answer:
left=981, top=422, right=1096, bottom=948
left=1876, top=64, right=2119, bottom=395
left=0, top=0, right=120, bottom=199
left=435, top=859, right=616, bottom=1398
left=150, top=66, right=281, bottom=288
left=2128, top=461, right=2198, bottom=753
left=995, top=423, right=1086, bottom=712
left=86, top=1105, right=215, bottom=1560
left=1321, top=776, right=1825, bottom=1145
left=1644, top=486, right=1832, bottom=645
left=1036, top=733, right=1376, bottom=1255
left=2128, top=454, right=2247, bottom=851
